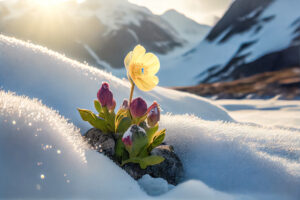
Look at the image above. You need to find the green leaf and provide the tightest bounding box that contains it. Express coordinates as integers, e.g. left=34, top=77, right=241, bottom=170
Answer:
left=94, top=100, right=102, bottom=114
left=77, top=108, right=108, bottom=132
left=116, top=117, right=132, bottom=134
left=145, top=124, right=159, bottom=143
left=130, top=129, right=148, bottom=158
left=149, top=129, right=166, bottom=151
left=115, top=138, right=127, bottom=162
left=116, top=108, right=129, bottom=121
left=102, top=106, right=109, bottom=119
left=98, top=106, right=115, bottom=133
left=121, top=155, right=165, bottom=169
left=131, top=113, right=148, bottom=125
left=141, top=155, right=165, bottom=169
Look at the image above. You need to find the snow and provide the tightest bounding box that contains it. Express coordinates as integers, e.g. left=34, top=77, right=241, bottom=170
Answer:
left=162, top=114, right=300, bottom=199
left=0, top=35, right=232, bottom=134
left=216, top=98, right=300, bottom=130
left=161, top=9, right=211, bottom=44
left=138, top=175, right=171, bottom=196
left=0, top=91, right=145, bottom=199
left=159, top=0, right=300, bottom=86
left=1, top=35, right=300, bottom=199
left=0, top=91, right=241, bottom=199
left=81, top=43, right=111, bottom=71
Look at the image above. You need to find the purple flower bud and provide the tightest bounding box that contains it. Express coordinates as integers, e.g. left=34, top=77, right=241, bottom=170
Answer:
left=122, top=125, right=147, bottom=157
left=130, top=97, right=147, bottom=118
left=122, top=131, right=132, bottom=147
left=121, top=99, right=129, bottom=109
left=107, top=99, right=116, bottom=111
left=97, top=82, right=113, bottom=107
left=147, top=102, right=160, bottom=127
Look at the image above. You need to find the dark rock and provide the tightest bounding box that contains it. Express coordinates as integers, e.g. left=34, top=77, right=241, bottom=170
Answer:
left=121, top=145, right=184, bottom=185
left=84, top=128, right=115, bottom=158
left=148, top=145, right=184, bottom=185
left=122, top=163, right=147, bottom=180
left=84, top=128, right=183, bottom=185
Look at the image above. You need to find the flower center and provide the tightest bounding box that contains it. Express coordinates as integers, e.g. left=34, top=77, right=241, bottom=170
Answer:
left=130, top=62, right=146, bottom=77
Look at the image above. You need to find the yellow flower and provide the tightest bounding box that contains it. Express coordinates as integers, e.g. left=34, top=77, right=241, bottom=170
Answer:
left=124, top=45, right=160, bottom=91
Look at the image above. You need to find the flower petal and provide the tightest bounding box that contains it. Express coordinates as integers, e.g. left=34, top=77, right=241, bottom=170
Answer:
left=132, top=45, right=146, bottom=63
left=124, top=51, right=133, bottom=70
left=141, top=53, right=160, bottom=75
left=135, top=76, right=159, bottom=91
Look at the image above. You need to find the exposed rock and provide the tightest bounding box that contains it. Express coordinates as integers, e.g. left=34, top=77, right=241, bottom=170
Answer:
left=84, top=128, right=183, bottom=185
left=148, top=145, right=184, bottom=185
left=84, top=128, right=115, bottom=158
left=122, top=162, right=146, bottom=180
left=121, top=145, right=184, bottom=185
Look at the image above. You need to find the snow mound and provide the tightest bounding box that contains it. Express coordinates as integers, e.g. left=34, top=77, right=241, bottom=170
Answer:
left=0, top=35, right=232, bottom=133
left=0, top=91, right=240, bottom=199
left=162, top=114, right=300, bottom=199
left=0, top=91, right=145, bottom=198
left=1, top=35, right=300, bottom=199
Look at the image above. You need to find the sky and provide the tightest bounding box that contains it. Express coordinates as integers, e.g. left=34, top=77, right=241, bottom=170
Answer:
left=128, top=0, right=233, bottom=25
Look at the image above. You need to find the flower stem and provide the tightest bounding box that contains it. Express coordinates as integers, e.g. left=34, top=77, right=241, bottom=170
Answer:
left=129, top=79, right=135, bottom=104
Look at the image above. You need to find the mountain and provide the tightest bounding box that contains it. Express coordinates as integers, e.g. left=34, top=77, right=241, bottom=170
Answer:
left=161, top=9, right=211, bottom=44
left=0, top=0, right=209, bottom=71
left=199, top=0, right=300, bottom=83
left=0, top=0, right=184, bottom=69
left=162, top=0, right=300, bottom=86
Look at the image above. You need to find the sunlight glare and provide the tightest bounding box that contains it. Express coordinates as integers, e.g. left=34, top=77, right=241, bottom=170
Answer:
left=31, top=0, right=68, bottom=8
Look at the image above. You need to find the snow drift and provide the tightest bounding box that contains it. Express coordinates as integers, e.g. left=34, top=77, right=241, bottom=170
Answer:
left=1, top=35, right=300, bottom=199
left=0, top=91, right=238, bottom=199
left=0, top=35, right=231, bottom=133
left=0, top=91, right=145, bottom=199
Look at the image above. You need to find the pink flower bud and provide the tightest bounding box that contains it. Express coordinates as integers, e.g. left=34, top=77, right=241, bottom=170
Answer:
left=121, top=99, right=129, bottom=109
left=122, top=129, right=132, bottom=147
left=122, top=134, right=132, bottom=147
left=130, top=97, right=147, bottom=118
left=122, top=125, right=147, bottom=157
left=147, top=102, right=160, bottom=127
left=107, top=99, right=116, bottom=111
left=97, top=82, right=113, bottom=107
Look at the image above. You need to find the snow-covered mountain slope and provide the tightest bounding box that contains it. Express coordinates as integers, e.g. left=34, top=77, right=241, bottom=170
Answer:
left=161, top=9, right=211, bottom=44
left=1, top=35, right=300, bottom=199
left=162, top=0, right=300, bottom=86
left=0, top=0, right=186, bottom=69
left=0, top=35, right=231, bottom=133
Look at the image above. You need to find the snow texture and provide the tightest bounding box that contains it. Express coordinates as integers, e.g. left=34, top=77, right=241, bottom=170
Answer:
left=138, top=174, right=171, bottom=196
left=162, top=114, right=300, bottom=199
left=1, top=35, right=300, bottom=199
left=0, top=35, right=232, bottom=134
left=0, top=91, right=240, bottom=199
left=0, top=91, right=145, bottom=199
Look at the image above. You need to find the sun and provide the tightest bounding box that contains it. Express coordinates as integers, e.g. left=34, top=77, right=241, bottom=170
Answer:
left=31, top=0, right=69, bottom=8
